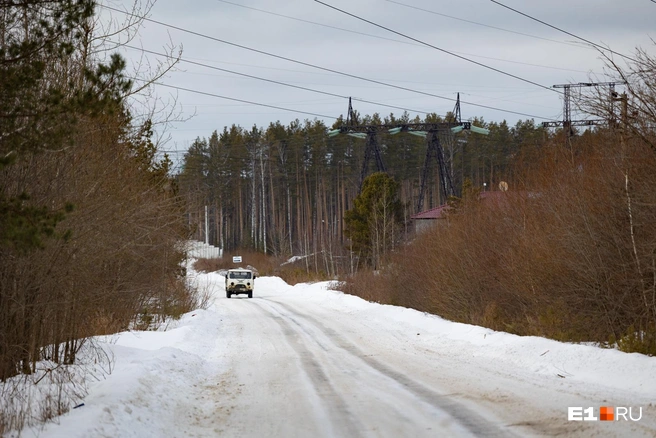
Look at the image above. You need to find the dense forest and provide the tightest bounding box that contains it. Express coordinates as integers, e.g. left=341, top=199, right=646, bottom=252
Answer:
left=181, top=46, right=656, bottom=356
left=0, top=0, right=200, bottom=432
left=178, top=111, right=546, bottom=272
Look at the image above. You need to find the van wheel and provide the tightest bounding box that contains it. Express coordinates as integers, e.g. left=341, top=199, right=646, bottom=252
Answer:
left=226, top=292, right=231, bottom=298
left=248, top=292, right=253, bottom=299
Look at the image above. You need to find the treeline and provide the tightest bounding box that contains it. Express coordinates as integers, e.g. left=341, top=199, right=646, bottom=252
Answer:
left=340, top=47, right=656, bottom=354
left=178, top=111, right=547, bottom=274
left=0, top=1, right=196, bottom=432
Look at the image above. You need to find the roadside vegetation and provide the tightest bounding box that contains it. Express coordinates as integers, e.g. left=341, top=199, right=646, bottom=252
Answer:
left=180, top=45, right=656, bottom=356
left=3, top=0, right=649, bottom=432
left=339, top=47, right=656, bottom=356
left=0, top=1, right=199, bottom=434
left=178, top=99, right=545, bottom=279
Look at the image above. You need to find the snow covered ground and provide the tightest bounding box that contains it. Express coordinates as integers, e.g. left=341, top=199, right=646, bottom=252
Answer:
left=184, top=241, right=223, bottom=259
left=14, top=266, right=656, bottom=437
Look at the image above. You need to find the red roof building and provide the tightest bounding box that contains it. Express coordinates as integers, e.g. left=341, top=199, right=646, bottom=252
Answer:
left=410, top=204, right=451, bottom=220
left=410, top=203, right=452, bottom=233
left=411, top=190, right=521, bottom=233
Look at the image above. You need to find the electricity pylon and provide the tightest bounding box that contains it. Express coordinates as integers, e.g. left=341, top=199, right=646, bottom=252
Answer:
left=542, top=82, right=625, bottom=145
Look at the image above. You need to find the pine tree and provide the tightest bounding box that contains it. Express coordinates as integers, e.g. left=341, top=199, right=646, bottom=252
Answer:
left=0, top=0, right=131, bottom=250
left=344, top=172, right=403, bottom=268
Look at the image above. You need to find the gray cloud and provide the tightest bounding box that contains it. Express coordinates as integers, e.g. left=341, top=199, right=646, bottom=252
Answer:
left=111, top=0, right=656, bottom=158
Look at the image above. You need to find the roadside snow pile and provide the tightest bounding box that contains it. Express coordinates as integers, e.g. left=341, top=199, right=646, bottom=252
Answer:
left=280, top=253, right=318, bottom=265
left=288, top=281, right=656, bottom=398
left=11, top=270, right=656, bottom=437
left=1, top=341, right=110, bottom=437
left=11, top=307, right=223, bottom=438
left=184, top=240, right=222, bottom=259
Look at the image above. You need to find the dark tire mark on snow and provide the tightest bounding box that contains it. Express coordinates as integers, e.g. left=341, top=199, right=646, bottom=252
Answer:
left=251, top=300, right=364, bottom=438
left=264, top=298, right=515, bottom=438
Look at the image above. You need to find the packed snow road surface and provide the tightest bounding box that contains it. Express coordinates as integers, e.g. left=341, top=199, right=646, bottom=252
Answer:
left=218, top=296, right=495, bottom=437
left=29, top=270, right=656, bottom=437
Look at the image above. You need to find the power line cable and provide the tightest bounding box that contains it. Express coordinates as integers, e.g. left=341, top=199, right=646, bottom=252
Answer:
left=216, top=0, right=590, bottom=74
left=383, top=0, right=581, bottom=48
left=129, top=78, right=338, bottom=119
left=120, top=43, right=438, bottom=116
left=136, top=43, right=553, bottom=118
left=489, top=0, right=638, bottom=63
left=313, top=0, right=559, bottom=93
left=101, top=4, right=551, bottom=120
left=215, top=0, right=414, bottom=47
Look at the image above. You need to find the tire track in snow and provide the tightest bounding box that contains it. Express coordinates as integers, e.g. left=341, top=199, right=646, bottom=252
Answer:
left=260, top=298, right=514, bottom=438
left=250, top=300, right=364, bottom=438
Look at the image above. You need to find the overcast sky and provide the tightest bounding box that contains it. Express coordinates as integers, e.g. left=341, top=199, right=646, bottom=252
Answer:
left=102, top=0, right=655, bottom=164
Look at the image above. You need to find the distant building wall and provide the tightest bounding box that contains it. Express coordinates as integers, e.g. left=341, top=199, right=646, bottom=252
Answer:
left=414, top=219, right=438, bottom=234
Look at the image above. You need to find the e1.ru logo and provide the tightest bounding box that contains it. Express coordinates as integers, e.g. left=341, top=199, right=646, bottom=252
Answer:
left=568, top=406, right=642, bottom=421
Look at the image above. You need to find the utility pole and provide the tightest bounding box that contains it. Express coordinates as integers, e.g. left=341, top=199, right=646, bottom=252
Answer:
left=417, top=130, right=454, bottom=211
left=620, top=92, right=628, bottom=128
left=204, top=205, right=209, bottom=245
left=328, top=97, right=488, bottom=210
left=330, top=120, right=464, bottom=197
left=543, top=82, right=625, bottom=145
left=452, top=92, right=462, bottom=124
left=359, top=129, right=386, bottom=191
left=346, top=96, right=358, bottom=127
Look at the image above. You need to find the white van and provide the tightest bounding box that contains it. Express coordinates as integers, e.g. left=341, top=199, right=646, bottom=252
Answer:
left=225, top=268, right=256, bottom=298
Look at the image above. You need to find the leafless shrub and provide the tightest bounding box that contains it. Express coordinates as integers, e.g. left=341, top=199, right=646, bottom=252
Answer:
left=342, top=129, right=656, bottom=353
left=0, top=0, right=189, bottom=432
left=341, top=62, right=656, bottom=353
left=193, top=251, right=284, bottom=275
left=0, top=339, right=112, bottom=435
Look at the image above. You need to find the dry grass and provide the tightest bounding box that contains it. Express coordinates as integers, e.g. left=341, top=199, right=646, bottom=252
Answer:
left=339, top=133, right=656, bottom=355
left=193, top=250, right=284, bottom=275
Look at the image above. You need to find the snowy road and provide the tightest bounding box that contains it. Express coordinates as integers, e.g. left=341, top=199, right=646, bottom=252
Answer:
left=206, top=281, right=655, bottom=438
left=215, top=296, right=498, bottom=437
left=30, top=271, right=656, bottom=437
